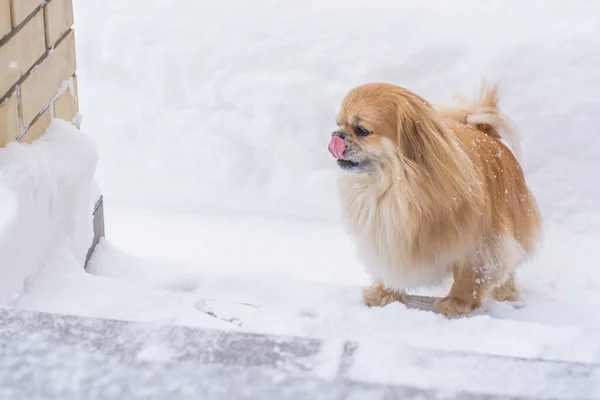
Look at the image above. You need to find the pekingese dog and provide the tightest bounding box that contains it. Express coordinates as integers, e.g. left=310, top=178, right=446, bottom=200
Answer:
left=328, top=81, right=541, bottom=318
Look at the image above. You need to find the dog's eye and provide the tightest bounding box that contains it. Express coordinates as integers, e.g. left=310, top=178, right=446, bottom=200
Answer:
left=355, top=125, right=370, bottom=137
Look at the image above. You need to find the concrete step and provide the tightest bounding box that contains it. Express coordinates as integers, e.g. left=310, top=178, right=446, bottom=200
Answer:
left=0, top=308, right=598, bottom=399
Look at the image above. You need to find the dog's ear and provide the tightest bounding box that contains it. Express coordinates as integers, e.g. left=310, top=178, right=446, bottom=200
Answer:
left=396, top=104, right=441, bottom=164
left=398, top=113, right=426, bottom=164
left=397, top=104, right=452, bottom=168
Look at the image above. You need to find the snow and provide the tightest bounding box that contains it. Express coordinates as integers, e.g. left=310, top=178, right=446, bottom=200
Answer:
left=72, top=0, right=600, bottom=232
left=348, top=343, right=600, bottom=399
left=3, top=0, right=600, bottom=394
left=15, top=207, right=600, bottom=366
left=0, top=183, right=17, bottom=239
left=0, top=120, right=97, bottom=305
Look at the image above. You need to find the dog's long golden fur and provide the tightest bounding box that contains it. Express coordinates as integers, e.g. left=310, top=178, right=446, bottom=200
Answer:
left=333, top=81, right=541, bottom=317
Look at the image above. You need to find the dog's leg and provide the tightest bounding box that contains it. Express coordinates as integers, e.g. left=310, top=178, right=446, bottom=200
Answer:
left=363, top=281, right=406, bottom=307
left=436, top=263, right=496, bottom=318
left=492, top=272, right=520, bottom=302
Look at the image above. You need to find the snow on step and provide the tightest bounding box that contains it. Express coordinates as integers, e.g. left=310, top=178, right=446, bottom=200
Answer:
left=1, top=308, right=599, bottom=399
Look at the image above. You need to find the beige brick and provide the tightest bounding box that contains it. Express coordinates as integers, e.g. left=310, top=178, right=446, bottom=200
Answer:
left=0, top=95, right=20, bottom=147
left=0, top=11, right=45, bottom=98
left=20, top=106, right=50, bottom=143
left=0, top=0, right=11, bottom=38
left=53, top=74, right=78, bottom=123
left=44, top=0, right=73, bottom=48
left=10, top=0, right=42, bottom=27
left=20, top=29, right=76, bottom=126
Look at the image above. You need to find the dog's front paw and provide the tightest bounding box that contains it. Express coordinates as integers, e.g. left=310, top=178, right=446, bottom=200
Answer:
left=363, top=283, right=405, bottom=308
left=435, top=296, right=473, bottom=318
left=492, top=283, right=520, bottom=302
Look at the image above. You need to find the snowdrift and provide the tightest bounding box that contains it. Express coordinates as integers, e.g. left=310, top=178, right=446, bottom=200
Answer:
left=0, top=120, right=97, bottom=304
left=75, top=0, right=600, bottom=232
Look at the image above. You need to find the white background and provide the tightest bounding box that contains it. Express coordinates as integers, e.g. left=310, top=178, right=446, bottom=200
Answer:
left=74, top=0, right=600, bottom=231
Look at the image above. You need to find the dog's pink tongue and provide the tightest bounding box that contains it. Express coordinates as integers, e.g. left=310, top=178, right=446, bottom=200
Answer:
left=328, top=136, right=346, bottom=160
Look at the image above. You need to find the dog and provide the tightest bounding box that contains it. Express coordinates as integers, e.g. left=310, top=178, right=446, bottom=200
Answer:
left=327, top=81, right=541, bottom=318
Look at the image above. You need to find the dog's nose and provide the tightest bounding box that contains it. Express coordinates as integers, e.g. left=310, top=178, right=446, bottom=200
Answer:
left=332, top=130, right=347, bottom=139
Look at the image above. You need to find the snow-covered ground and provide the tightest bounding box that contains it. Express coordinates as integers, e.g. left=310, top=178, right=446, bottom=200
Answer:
left=3, top=0, right=600, bottom=392
left=17, top=205, right=600, bottom=367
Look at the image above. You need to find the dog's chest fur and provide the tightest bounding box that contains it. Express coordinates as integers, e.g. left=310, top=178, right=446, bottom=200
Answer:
left=338, top=175, right=453, bottom=291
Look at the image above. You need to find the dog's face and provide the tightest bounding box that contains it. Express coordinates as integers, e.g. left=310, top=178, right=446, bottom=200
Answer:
left=328, top=83, right=433, bottom=174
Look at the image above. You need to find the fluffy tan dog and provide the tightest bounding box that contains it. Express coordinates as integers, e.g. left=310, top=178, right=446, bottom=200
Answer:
left=327, top=81, right=541, bottom=318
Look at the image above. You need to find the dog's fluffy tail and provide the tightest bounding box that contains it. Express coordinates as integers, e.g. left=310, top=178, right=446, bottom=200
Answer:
left=436, top=80, right=522, bottom=162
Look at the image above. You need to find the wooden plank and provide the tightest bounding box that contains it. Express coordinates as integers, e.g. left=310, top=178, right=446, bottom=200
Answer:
left=404, top=294, right=439, bottom=312
left=84, top=195, right=105, bottom=268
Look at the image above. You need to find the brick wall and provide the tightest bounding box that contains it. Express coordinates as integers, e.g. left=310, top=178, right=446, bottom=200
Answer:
left=0, top=0, right=79, bottom=147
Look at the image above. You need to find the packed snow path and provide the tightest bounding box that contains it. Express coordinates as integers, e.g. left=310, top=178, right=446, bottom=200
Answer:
left=15, top=206, right=600, bottom=368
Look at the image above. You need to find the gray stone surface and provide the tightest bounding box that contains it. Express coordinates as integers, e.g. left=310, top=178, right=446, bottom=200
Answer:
left=0, top=308, right=597, bottom=399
